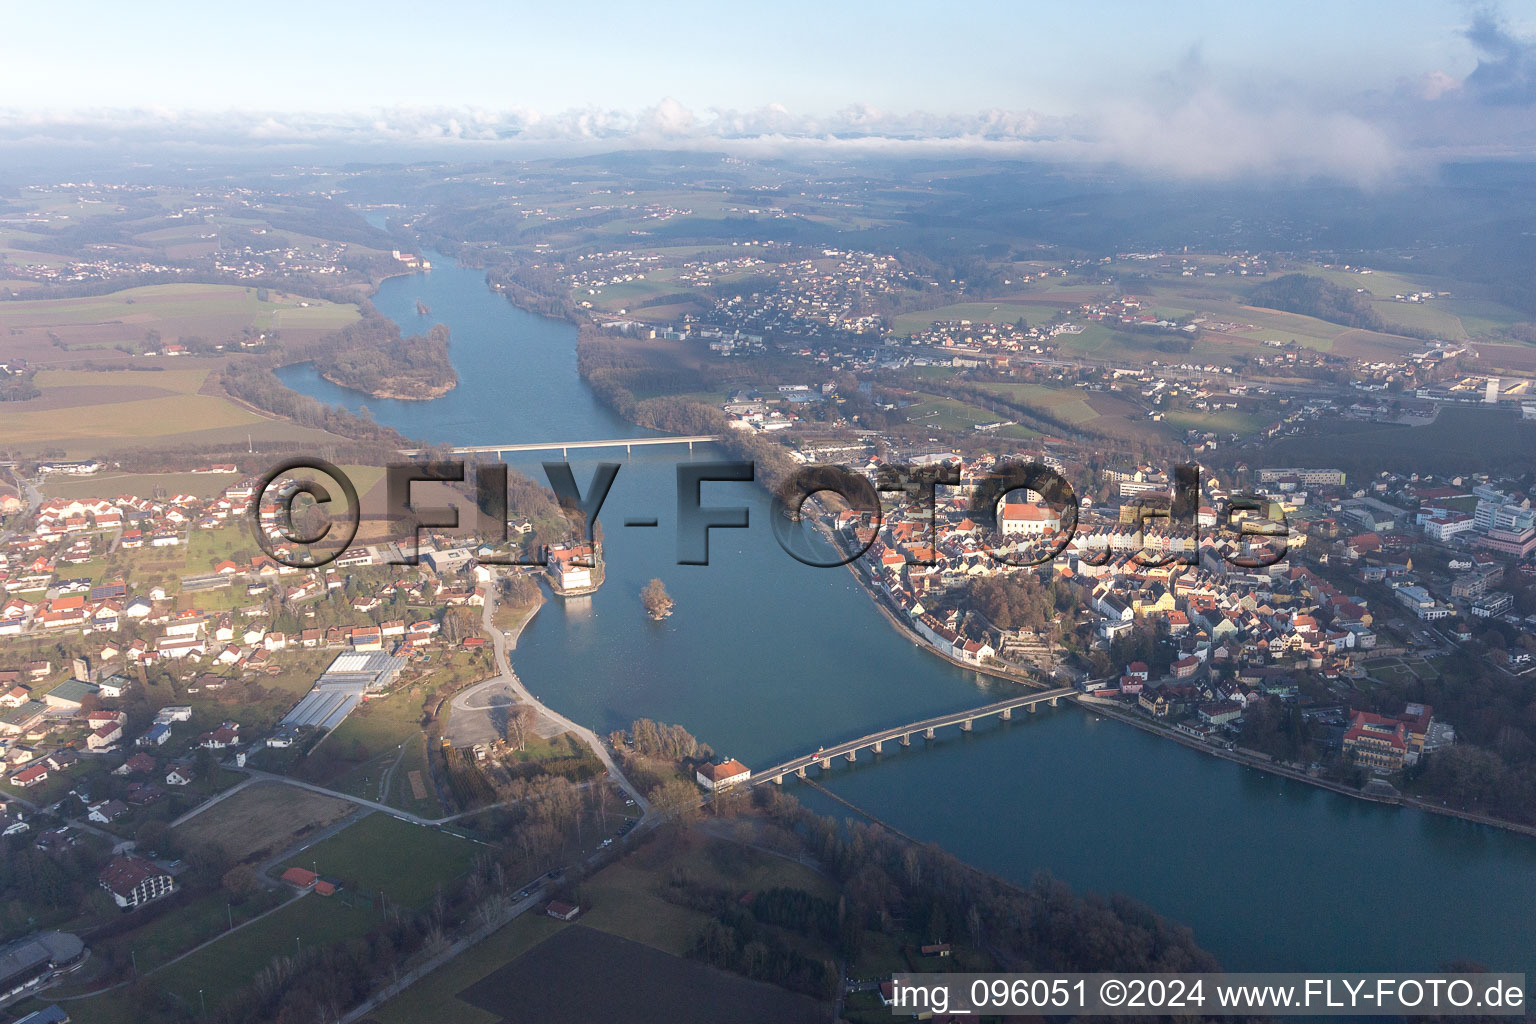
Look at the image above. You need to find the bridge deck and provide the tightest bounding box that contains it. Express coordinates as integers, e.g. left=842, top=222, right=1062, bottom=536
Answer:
left=398, top=435, right=722, bottom=456
left=750, top=686, right=1075, bottom=784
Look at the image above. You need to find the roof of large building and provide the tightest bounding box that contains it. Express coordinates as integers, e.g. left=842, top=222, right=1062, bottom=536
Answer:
left=43, top=678, right=98, bottom=704
left=699, top=758, right=750, bottom=781
left=11, top=1006, right=71, bottom=1024
left=1344, top=711, right=1407, bottom=751
left=0, top=931, right=84, bottom=991
left=99, top=854, right=168, bottom=896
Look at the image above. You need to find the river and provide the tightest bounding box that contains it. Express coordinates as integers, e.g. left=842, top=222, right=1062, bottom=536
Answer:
left=278, top=252, right=1536, bottom=976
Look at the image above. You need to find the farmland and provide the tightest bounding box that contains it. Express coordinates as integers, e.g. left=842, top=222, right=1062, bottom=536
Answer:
left=0, top=282, right=357, bottom=348
left=457, top=925, right=826, bottom=1024
left=0, top=363, right=373, bottom=457
left=368, top=832, right=838, bottom=1024
left=0, top=283, right=367, bottom=456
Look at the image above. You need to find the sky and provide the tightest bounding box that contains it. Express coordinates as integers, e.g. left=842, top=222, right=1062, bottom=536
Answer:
left=2, top=1, right=1535, bottom=181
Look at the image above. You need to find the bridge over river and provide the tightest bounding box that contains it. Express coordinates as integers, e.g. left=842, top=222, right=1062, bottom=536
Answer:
left=751, top=686, right=1077, bottom=786
left=398, top=435, right=722, bottom=458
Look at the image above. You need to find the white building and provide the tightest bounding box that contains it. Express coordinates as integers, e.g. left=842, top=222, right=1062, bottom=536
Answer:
left=695, top=758, right=751, bottom=791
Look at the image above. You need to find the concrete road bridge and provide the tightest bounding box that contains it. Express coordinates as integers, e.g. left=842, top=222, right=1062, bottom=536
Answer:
left=398, top=435, right=721, bottom=458
left=750, top=686, right=1076, bottom=786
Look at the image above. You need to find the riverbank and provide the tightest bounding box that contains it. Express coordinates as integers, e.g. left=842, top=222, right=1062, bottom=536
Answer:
left=817, top=513, right=1536, bottom=841
left=809, top=512, right=1057, bottom=691
left=493, top=581, right=545, bottom=651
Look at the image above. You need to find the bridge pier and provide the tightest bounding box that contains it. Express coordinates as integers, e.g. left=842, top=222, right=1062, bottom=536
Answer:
left=845, top=749, right=857, bottom=762
left=688, top=440, right=694, bottom=452
left=924, top=727, right=935, bottom=740
left=772, top=774, right=783, bottom=785
left=819, top=757, right=832, bottom=771
left=1049, top=696, right=1059, bottom=706
left=872, top=739, right=882, bottom=753
left=899, top=733, right=910, bottom=747
left=1028, top=703, right=1037, bottom=713
left=795, top=766, right=806, bottom=778
left=961, top=718, right=973, bottom=732
left=1002, top=707, right=1012, bottom=720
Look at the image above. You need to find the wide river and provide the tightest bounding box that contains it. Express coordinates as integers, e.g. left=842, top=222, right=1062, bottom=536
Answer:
left=279, top=253, right=1536, bottom=975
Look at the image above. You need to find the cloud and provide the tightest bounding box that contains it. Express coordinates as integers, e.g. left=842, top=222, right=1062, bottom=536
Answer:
left=0, top=98, right=1415, bottom=184
left=1463, top=9, right=1536, bottom=105
left=1087, top=86, right=1408, bottom=186
left=1410, top=70, right=1462, bottom=101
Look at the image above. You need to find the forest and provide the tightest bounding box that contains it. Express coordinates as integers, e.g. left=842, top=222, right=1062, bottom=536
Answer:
left=1248, top=273, right=1390, bottom=331
left=307, top=312, right=458, bottom=399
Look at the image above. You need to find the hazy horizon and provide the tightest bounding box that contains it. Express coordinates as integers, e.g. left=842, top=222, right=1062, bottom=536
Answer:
left=4, top=1, right=1536, bottom=184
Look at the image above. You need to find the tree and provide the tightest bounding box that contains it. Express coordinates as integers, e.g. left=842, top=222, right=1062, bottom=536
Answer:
left=505, top=704, right=537, bottom=752
left=648, top=778, right=702, bottom=826
left=222, top=865, right=261, bottom=901
left=641, top=578, right=674, bottom=619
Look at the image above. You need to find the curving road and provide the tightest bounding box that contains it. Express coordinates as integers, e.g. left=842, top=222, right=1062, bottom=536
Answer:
left=467, top=584, right=651, bottom=813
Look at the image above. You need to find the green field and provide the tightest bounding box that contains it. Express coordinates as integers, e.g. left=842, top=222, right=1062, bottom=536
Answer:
left=1163, top=408, right=1270, bottom=435
left=0, top=283, right=357, bottom=334
left=897, top=395, right=1019, bottom=433
left=277, top=812, right=480, bottom=908
left=148, top=894, right=380, bottom=1014
left=891, top=300, right=1067, bottom=336
left=4, top=393, right=266, bottom=445
left=972, top=382, right=1102, bottom=425
left=33, top=366, right=212, bottom=392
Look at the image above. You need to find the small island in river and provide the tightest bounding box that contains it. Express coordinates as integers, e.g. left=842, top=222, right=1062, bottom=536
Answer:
left=641, top=578, right=674, bottom=620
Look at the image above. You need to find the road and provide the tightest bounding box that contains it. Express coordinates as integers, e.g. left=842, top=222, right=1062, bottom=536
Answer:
left=190, top=767, right=543, bottom=827
left=465, top=586, right=651, bottom=813
left=0, top=470, right=42, bottom=544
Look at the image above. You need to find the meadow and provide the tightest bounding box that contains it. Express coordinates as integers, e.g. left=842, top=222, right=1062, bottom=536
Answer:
left=277, top=812, right=480, bottom=908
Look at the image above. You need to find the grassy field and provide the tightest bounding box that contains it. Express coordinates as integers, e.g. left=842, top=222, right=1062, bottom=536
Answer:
left=369, top=913, right=569, bottom=1024
left=146, top=893, right=381, bottom=1014
left=4, top=393, right=266, bottom=445
left=276, top=812, right=480, bottom=908
left=69, top=888, right=288, bottom=983
left=898, top=395, right=1012, bottom=433
left=174, top=782, right=358, bottom=864
left=890, top=300, right=1067, bottom=336
left=972, top=382, right=1102, bottom=425
left=1163, top=408, right=1270, bottom=435
left=33, top=366, right=212, bottom=392
left=579, top=831, right=838, bottom=957
left=0, top=283, right=357, bottom=336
